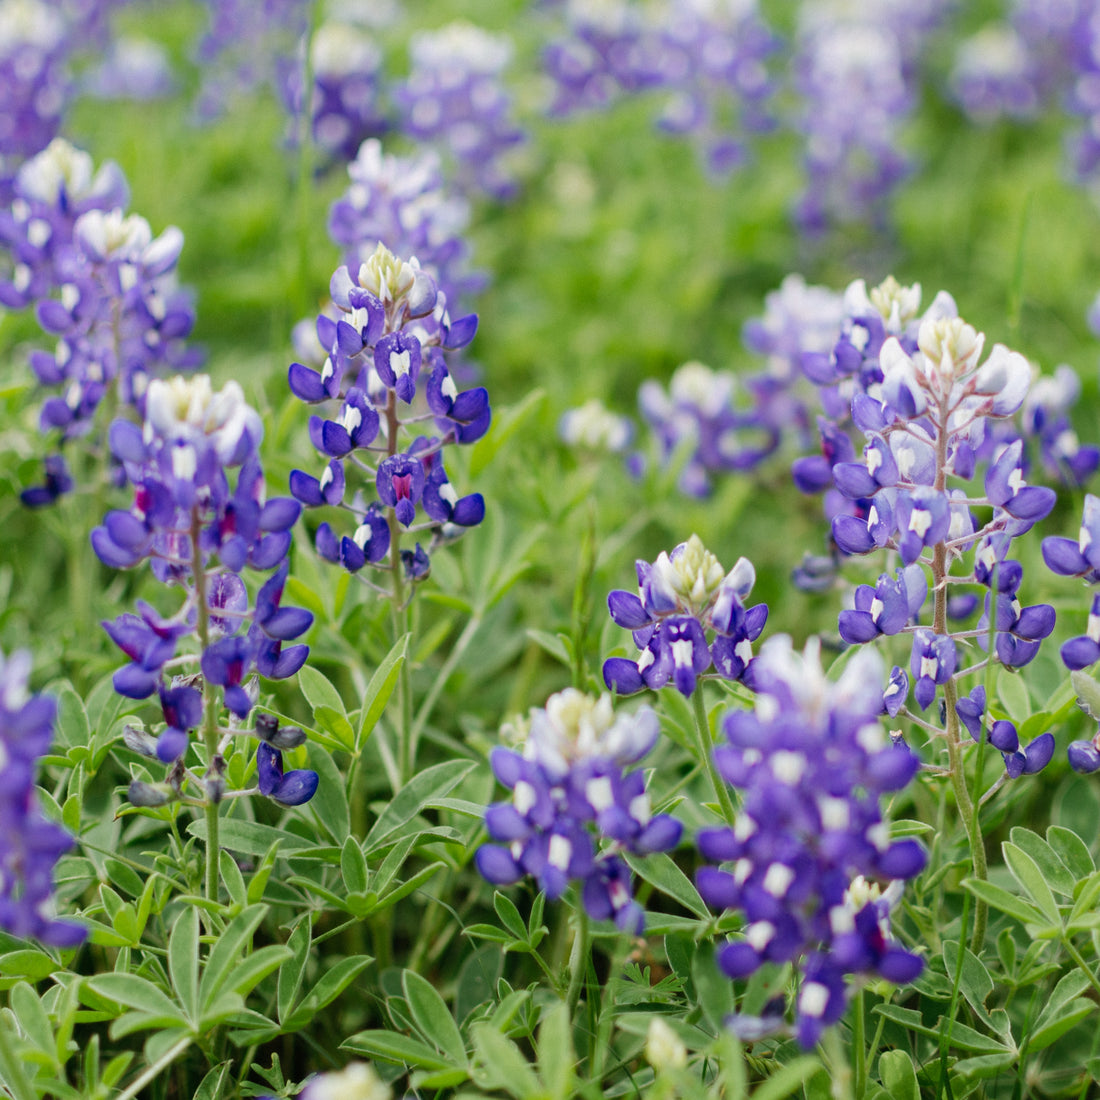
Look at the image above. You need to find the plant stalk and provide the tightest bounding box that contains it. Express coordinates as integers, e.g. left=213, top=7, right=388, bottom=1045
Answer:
left=691, top=688, right=738, bottom=827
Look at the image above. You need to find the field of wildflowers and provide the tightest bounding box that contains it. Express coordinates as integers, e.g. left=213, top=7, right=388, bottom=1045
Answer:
left=5, top=1, right=1100, bottom=1098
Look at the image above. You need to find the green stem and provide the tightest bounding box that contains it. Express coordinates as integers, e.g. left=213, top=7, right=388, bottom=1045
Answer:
left=0, top=1015, right=36, bottom=1100
left=691, top=688, right=738, bottom=827
left=114, top=1035, right=192, bottom=1100
left=932, top=398, right=988, bottom=953
left=190, top=508, right=221, bottom=907
left=852, top=988, right=866, bottom=1100
left=565, top=909, right=590, bottom=1013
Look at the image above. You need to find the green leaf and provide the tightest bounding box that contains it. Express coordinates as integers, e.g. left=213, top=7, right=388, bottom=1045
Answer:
left=342, top=1029, right=452, bottom=1070
left=10, top=983, right=55, bottom=1065
left=365, top=760, right=476, bottom=852
left=1046, top=825, right=1094, bottom=879
left=962, top=878, right=1046, bottom=927
left=189, top=817, right=313, bottom=858
left=297, top=666, right=347, bottom=719
left=85, top=974, right=188, bottom=1029
left=218, top=849, right=247, bottom=910
left=471, top=1024, right=542, bottom=1100
left=224, top=945, right=293, bottom=1001
left=873, top=1005, right=1011, bottom=1054
left=1003, top=841, right=1061, bottom=925
left=526, top=629, right=571, bottom=668
left=996, top=666, right=1031, bottom=720
left=1008, top=827, right=1075, bottom=896
left=624, top=851, right=710, bottom=920
left=313, top=704, right=355, bottom=751
left=0, top=950, right=57, bottom=982
left=941, top=941, right=993, bottom=1024
left=691, top=942, right=734, bottom=1033
left=403, top=970, right=466, bottom=1065
left=1071, top=669, right=1100, bottom=720
left=890, top=819, right=934, bottom=838
left=199, top=904, right=268, bottom=1011
left=340, top=836, right=369, bottom=896
left=751, top=1057, right=823, bottom=1100
left=309, top=742, right=350, bottom=843
left=358, top=633, right=410, bottom=748
left=282, top=955, right=372, bottom=1032
left=1028, top=998, right=1093, bottom=1052
left=455, top=945, right=503, bottom=1025
left=877, top=1050, right=919, bottom=1100
left=277, top=919, right=311, bottom=1024
left=537, top=1002, right=574, bottom=1100
left=168, top=906, right=199, bottom=1024
left=492, top=893, right=528, bottom=943
left=193, top=1061, right=232, bottom=1100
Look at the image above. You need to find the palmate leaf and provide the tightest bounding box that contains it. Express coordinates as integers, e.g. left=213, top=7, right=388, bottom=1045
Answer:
left=281, top=955, right=373, bottom=1032
left=403, top=970, right=467, bottom=1066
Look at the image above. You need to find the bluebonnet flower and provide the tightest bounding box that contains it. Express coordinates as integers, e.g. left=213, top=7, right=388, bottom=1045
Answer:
left=279, top=21, right=388, bottom=164
left=950, top=24, right=1040, bottom=124
left=603, top=534, right=767, bottom=697
left=696, top=638, right=923, bottom=1049
left=649, top=0, right=779, bottom=175
left=559, top=398, right=633, bottom=453
left=4, top=140, right=204, bottom=504
left=290, top=243, right=489, bottom=595
left=191, top=0, right=310, bottom=122
left=1021, top=364, right=1100, bottom=487
left=0, top=0, right=71, bottom=196
left=92, top=375, right=314, bottom=808
left=543, top=0, right=666, bottom=116
left=791, top=16, right=913, bottom=234
left=328, top=139, right=484, bottom=316
left=0, top=648, right=84, bottom=946
left=81, top=36, right=175, bottom=101
left=949, top=684, right=1056, bottom=778
left=637, top=361, right=781, bottom=496
left=0, top=138, right=128, bottom=309
left=476, top=690, right=681, bottom=933
left=395, top=22, right=525, bottom=201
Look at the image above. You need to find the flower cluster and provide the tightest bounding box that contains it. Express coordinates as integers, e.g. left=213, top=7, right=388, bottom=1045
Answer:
left=790, top=9, right=919, bottom=234
left=476, top=690, right=681, bottom=933
left=543, top=0, right=778, bottom=175
left=696, top=638, right=924, bottom=1048
left=279, top=20, right=388, bottom=164
left=328, top=139, right=484, bottom=318
left=191, top=0, right=309, bottom=122
left=2, top=139, right=201, bottom=506
left=636, top=361, right=783, bottom=496
left=289, top=243, right=489, bottom=595
left=91, top=375, right=316, bottom=806
left=0, top=648, right=85, bottom=946
left=949, top=24, right=1040, bottom=125
left=603, top=534, right=767, bottom=697
left=1043, top=493, right=1100, bottom=775
left=394, top=22, right=525, bottom=201
left=0, top=0, right=71, bottom=196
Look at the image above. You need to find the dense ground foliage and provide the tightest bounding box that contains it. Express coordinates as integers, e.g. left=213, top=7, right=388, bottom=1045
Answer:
left=5, top=1, right=1100, bottom=1099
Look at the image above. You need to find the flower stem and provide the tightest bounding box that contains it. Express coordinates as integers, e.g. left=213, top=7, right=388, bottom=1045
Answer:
left=190, top=508, right=221, bottom=906
left=691, top=688, right=738, bottom=827
left=851, top=988, right=866, bottom=1100
left=932, top=402, right=988, bottom=952
left=114, top=1035, right=192, bottom=1100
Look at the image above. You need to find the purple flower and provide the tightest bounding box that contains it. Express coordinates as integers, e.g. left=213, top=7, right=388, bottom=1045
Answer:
left=256, top=742, right=319, bottom=807
left=603, top=536, right=766, bottom=697
left=909, top=630, right=957, bottom=711
left=0, top=650, right=84, bottom=947
left=477, top=691, right=678, bottom=930
left=697, top=639, right=922, bottom=1049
